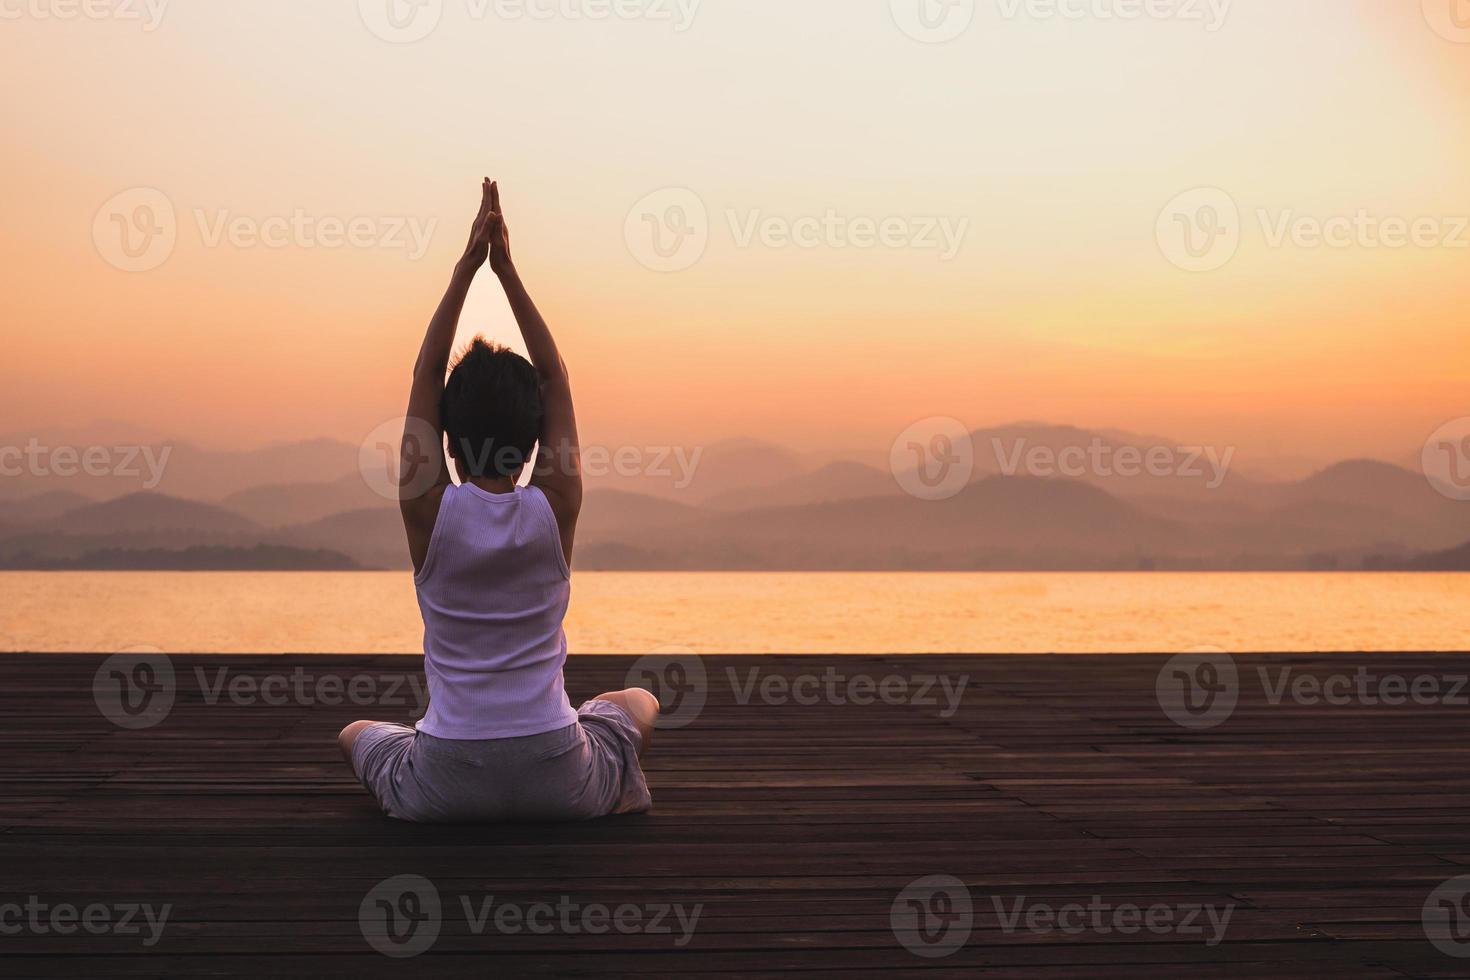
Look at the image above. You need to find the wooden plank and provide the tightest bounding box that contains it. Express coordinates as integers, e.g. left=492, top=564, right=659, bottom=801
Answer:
left=3, top=652, right=1469, bottom=977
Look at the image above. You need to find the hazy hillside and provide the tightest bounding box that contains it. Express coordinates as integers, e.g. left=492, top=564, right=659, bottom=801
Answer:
left=1, top=490, right=98, bottom=523
left=3, top=424, right=1464, bottom=571
left=580, top=438, right=806, bottom=503
left=702, top=461, right=897, bottom=510
left=221, top=473, right=386, bottom=527
left=1272, top=461, right=1470, bottom=550
left=0, top=438, right=361, bottom=502
left=0, top=544, right=362, bottom=571
left=1409, top=540, right=1470, bottom=571
left=591, top=477, right=1187, bottom=570
left=276, top=508, right=407, bottom=570
left=958, top=424, right=1261, bottom=502
left=57, top=493, right=261, bottom=535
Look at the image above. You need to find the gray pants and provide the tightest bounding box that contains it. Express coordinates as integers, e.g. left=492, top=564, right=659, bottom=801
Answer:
left=351, top=700, right=652, bottom=823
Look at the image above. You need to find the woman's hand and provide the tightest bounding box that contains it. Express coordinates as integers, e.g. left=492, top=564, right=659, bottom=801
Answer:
left=454, top=178, right=496, bottom=278
left=486, top=181, right=515, bottom=278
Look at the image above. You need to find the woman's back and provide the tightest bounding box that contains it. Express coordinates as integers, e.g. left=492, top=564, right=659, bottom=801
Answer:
left=413, top=482, right=578, bottom=740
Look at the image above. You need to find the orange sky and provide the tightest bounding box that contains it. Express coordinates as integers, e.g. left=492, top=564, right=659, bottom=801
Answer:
left=1, top=0, right=1466, bottom=464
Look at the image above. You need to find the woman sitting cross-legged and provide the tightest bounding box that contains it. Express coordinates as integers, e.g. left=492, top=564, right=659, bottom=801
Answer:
left=338, top=178, right=659, bottom=823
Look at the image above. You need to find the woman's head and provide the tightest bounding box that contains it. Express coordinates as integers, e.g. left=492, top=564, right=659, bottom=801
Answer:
left=440, top=336, right=543, bottom=479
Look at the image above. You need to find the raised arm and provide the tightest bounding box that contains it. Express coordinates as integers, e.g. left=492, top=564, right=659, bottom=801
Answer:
left=398, top=179, right=497, bottom=573
left=485, top=182, right=583, bottom=562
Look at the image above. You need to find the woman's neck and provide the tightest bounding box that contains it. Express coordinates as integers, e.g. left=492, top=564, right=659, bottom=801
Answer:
left=466, top=475, right=517, bottom=495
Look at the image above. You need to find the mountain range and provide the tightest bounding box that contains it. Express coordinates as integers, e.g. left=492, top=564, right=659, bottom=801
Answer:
left=1, top=425, right=1466, bottom=571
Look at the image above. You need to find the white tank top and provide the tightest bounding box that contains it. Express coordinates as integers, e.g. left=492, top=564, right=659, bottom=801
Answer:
left=413, top=482, right=578, bottom=740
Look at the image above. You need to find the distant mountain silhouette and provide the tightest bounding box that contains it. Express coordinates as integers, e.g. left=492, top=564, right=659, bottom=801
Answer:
left=1408, top=539, right=1470, bottom=571
left=1282, top=460, right=1437, bottom=514
left=702, top=461, right=897, bottom=510
left=221, top=473, right=385, bottom=527
left=3, top=425, right=1465, bottom=572
left=580, top=437, right=805, bottom=503
left=1, top=490, right=97, bottom=524
left=580, top=490, right=700, bottom=530
left=0, top=544, right=361, bottom=571
left=56, top=493, right=260, bottom=535
left=0, top=438, right=361, bottom=502
left=581, top=476, right=1183, bottom=570
left=891, top=423, right=1264, bottom=503
left=1268, top=460, right=1470, bottom=550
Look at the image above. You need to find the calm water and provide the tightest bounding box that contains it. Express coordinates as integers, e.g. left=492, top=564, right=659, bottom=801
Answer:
left=3, top=572, right=1468, bottom=654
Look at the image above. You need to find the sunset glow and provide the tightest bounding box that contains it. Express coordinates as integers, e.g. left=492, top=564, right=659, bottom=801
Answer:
left=2, top=0, right=1467, bottom=463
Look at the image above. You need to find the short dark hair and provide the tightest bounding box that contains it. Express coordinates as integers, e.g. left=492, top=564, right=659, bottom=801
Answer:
left=440, top=337, right=543, bottom=478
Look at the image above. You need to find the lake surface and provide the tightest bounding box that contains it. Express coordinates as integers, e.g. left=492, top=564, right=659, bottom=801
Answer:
left=3, top=572, right=1468, bottom=654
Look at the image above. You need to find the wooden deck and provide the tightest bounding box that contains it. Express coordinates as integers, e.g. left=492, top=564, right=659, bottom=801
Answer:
left=5, top=652, right=1470, bottom=977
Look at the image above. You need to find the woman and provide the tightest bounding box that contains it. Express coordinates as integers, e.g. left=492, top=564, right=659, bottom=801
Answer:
left=337, top=179, right=659, bottom=822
